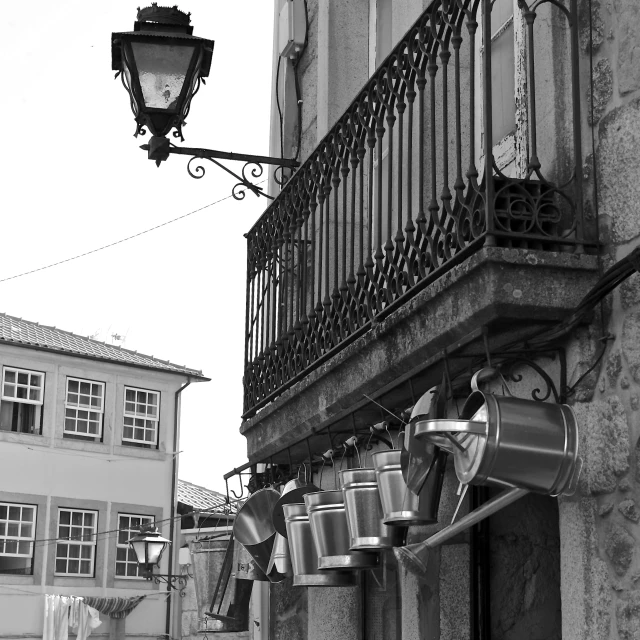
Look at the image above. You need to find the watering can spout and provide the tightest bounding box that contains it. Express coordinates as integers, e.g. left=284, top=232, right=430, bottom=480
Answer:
left=393, top=487, right=529, bottom=577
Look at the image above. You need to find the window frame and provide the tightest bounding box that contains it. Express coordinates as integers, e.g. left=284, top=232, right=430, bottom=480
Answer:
left=475, top=0, right=529, bottom=178
left=122, top=386, right=160, bottom=447
left=54, top=508, right=97, bottom=577
left=0, top=366, right=46, bottom=435
left=63, top=377, right=106, bottom=439
left=115, top=513, right=155, bottom=579
left=0, top=502, right=37, bottom=576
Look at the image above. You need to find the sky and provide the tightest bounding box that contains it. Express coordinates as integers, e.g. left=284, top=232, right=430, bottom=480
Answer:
left=0, top=1, right=275, bottom=493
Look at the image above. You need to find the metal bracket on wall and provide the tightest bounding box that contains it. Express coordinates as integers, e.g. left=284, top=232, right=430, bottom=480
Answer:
left=140, top=137, right=300, bottom=199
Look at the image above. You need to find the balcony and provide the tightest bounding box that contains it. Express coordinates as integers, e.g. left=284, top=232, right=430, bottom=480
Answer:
left=242, top=0, right=595, bottom=423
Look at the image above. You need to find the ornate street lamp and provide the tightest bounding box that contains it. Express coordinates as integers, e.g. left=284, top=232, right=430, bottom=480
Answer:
left=112, top=4, right=298, bottom=198
left=127, top=525, right=187, bottom=595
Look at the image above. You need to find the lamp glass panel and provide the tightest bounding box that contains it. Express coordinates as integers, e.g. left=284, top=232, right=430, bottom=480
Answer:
left=146, top=539, right=167, bottom=565
left=130, top=540, right=148, bottom=565
left=131, top=42, right=196, bottom=110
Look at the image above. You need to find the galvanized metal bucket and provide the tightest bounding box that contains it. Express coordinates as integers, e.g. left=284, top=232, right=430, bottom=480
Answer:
left=283, top=503, right=357, bottom=587
left=272, top=478, right=320, bottom=538
left=232, top=488, right=281, bottom=576
left=414, top=391, right=581, bottom=496
left=304, top=490, right=379, bottom=570
left=372, top=449, right=447, bottom=526
left=340, top=468, right=404, bottom=549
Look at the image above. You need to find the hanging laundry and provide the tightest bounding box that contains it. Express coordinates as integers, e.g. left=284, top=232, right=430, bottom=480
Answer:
left=43, top=595, right=71, bottom=640
left=69, top=598, right=102, bottom=640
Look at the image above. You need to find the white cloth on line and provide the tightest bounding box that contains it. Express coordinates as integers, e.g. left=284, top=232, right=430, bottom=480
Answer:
left=43, top=594, right=71, bottom=640
left=69, top=597, right=102, bottom=640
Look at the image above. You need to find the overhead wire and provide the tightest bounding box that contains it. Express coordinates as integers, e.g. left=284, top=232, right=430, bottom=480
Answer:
left=26, top=504, right=241, bottom=551
left=0, top=183, right=265, bottom=285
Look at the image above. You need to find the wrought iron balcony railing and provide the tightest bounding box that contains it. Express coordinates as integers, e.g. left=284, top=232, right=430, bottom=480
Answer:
left=243, top=0, right=585, bottom=416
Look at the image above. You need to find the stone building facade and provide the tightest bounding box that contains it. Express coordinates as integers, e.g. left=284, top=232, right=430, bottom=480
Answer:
left=233, top=1, right=640, bottom=639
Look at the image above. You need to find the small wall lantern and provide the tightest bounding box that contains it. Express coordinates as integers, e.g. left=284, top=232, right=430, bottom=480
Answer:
left=111, top=4, right=214, bottom=144
left=128, top=525, right=187, bottom=595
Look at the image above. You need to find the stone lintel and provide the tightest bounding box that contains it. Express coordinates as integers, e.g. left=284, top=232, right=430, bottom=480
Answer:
left=240, top=247, right=599, bottom=462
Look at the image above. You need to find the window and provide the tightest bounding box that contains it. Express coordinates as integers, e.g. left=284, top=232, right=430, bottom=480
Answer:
left=475, top=0, right=527, bottom=176
left=55, top=508, right=97, bottom=576
left=0, top=502, right=36, bottom=575
left=64, top=378, right=105, bottom=439
left=0, top=367, right=44, bottom=435
left=122, top=387, right=160, bottom=446
left=116, top=514, right=154, bottom=578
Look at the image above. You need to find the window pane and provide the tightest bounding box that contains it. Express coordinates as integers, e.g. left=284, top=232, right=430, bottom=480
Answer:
left=16, top=387, right=27, bottom=399
left=20, top=524, right=32, bottom=537
left=7, top=523, right=19, bottom=537
left=81, top=546, right=92, bottom=559
left=68, top=560, right=79, bottom=574
left=80, top=560, right=91, bottom=574
left=68, top=380, right=78, bottom=393
left=8, top=506, right=20, bottom=520
left=80, top=382, right=90, bottom=395
left=60, top=511, right=70, bottom=525
left=490, top=23, right=515, bottom=144
left=67, top=393, right=78, bottom=405
left=56, top=559, right=66, bottom=573
left=71, top=512, right=82, bottom=526
left=4, top=371, right=15, bottom=383
left=17, top=373, right=28, bottom=385
left=116, top=562, right=126, bottom=576
left=5, top=540, right=17, bottom=554
left=3, top=384, right=14, bottom=398
left=0, top=506, right=6, bottom=519
left=125, top=389, right=135, bottom=402
left=18, top=541, right=31, bottom=555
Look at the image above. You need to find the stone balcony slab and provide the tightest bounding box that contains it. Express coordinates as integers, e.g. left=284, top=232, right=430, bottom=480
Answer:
left=240, top=247, right=599, bottom=462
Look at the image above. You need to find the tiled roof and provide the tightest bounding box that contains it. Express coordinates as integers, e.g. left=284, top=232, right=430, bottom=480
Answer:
left=177, top=479, right=237, bottom=514
left=0, top=313, right=207, bottom=379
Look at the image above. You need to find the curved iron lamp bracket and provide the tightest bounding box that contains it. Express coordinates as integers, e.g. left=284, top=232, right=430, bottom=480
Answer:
left=139, top=137, right=299, bottom=200
left=143, top=569, right=188, bottom=597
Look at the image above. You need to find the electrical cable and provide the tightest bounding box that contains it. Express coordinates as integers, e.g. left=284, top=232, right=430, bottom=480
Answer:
left=292, top=0, right=309, bottom=162
left=275, top=56, right=284, bottom=160
left=0, top=184, right=265, bottom=285
left=25, top=504, right=241, bottom=551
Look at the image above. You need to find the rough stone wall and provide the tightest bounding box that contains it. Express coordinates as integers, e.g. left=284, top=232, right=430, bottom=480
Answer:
left=558, top=2, right=640, bottom=638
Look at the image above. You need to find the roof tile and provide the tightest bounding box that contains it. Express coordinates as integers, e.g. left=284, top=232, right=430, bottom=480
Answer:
left=0, top=313, right=206, bottom=378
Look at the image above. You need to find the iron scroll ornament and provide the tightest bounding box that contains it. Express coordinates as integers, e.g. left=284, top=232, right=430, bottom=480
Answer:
left=139, top=139, right=300, bottom=200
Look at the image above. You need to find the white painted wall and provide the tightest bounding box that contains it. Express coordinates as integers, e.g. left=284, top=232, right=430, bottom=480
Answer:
left=0, top=344, right=196, bottom=639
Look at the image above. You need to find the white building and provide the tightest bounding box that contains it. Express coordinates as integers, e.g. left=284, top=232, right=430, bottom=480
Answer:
left=0, top=313, right=208, bottom=640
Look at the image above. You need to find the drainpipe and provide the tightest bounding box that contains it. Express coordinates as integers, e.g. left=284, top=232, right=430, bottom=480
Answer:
left=166, top=379, right=191, bottom=640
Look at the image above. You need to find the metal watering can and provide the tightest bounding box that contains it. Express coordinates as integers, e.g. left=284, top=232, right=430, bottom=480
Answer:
left=414, top=390, right=582, bottom=496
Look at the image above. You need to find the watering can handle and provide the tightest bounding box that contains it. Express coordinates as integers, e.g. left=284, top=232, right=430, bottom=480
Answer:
left=414, top=418, right=486, bottom=438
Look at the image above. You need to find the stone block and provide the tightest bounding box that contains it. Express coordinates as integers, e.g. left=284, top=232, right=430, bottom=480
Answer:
left=618, top=499, right=640, bottom=522
left=597, top=99, right=640, bottom=244
left=579, top=0, right=604, bottom=52
left=617, top=591, right=640, bottom=640
left=559, top=499, right=612, bottom=640
left=604, top=524, right=635, bottom=575
left=622, top=312, right=640, bottom=383
left=586, top=58, right=613, bottom=126
left=575, top=397, right=630, bottom=495
left=606, top=349, right=622, bottom=387
left=307, top=585, right=361, bottom=640
left=440, top=545, right=469, bottom=640
left=620, top=273, right=640, bottom=310
left=614, top=0, right=640, bottom=95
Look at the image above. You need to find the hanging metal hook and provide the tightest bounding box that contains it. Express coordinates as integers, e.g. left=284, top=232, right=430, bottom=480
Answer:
left=229, top=473, right=245, bottom=500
